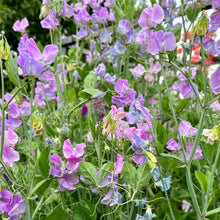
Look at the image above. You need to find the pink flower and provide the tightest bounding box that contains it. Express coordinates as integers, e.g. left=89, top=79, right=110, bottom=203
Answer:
left=12, top=17, right=29, bottom=32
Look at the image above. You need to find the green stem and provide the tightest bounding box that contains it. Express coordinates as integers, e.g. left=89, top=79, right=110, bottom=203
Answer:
left=186, top=167, right=202, bottom=219
left=49, top=30, right=66, bottom=107
left=0, top=53, right=5, bottom=160
left=200, top=37, right=207, bottom=105
left=202, top=142, right=220, bottom=216
left=32, top=196, right=44, bottom=219
left=169, top=61, right=203, bottom=108
left=188, top=109, right=205, bottom=166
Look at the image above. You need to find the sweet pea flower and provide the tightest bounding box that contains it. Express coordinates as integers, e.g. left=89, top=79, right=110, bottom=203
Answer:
left=209, top=69, right=220, bottom=94
left=101, top=187, right=122, bottom=206
left=210, top=100, right=220, bottom=112
left=41, top=10, right=59, bottom=29
left=182, top=200, right=193, bottom=212
left=155, top=176, right=172, bottom=191
left=59, top=0, right=74, bottom=18
left=147, top=30, right=176, bottom=55
left=12, top=17, right=29, bottom=33
left=130, top=64, right=146, bottom=80
left=166, top=139, right=181, bottom=151
left=183, top=142, right=203, bottom=160
left=0, top=190, right=25, bottom=219
left=179, top=121, right=197, bottom=138
left=117, top=19, right=130, bottom=35
left=136, top=207, right=157, bottom=220
left=95, top=63, right=106, bottom=77
left=138, top=4, right=164, bottom=29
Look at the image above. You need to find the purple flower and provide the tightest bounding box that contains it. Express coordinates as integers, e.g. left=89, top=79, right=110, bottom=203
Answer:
left=4, top=128, right=19, bottom=147
left=77, top=28, right=87, bottom=38
left=183, top=142, right=203, bottom=160
left=147, top=30, right=176, bottom=55
left=130, top=64, right=146, bottom=80
left=166, top=139, right=181, bottom=151
left=212, top=0, right=220, bottom=9
left=59, top=0, right=74, bottom=18
left=59, top=173, right=79, bottom=190
left=125, top=29, right=137, bottom=44
left=41, top=10, right=59, bottom=29
left=135, top=29, right=153, bottom=45
left=215, top=40, right=220, bottom=56
left=99, top=30, right=112, bottom=43
left=117, top=19, right=130, bottom=35
left=12, top=17, right=29, bottom=33
left=210, top=100, right=220, bottom=112
left=101, top=188, right=122, bottom=206
left=179, top=121, right=197, bottom=138
left=210, top=69, right=220, bottom=94
left=115, top=154, right=125, bottom=175
left=81, top=105, right=88, bottom=117
left=95, top=63, right=106, bottom=77
left=104, top=73, right=116, bottom=85
left=114, top=40, right=126, bottom=54
left=132, top=133, right=148, bottom=152
left=182, top=200, right=193, bottom=212
left=17, top=35, right=58, bottom=77
left=126, top=106, right=140, bottom=124
left=138, top=4, right=164, bottom=29
left=63, top=139, right=86, bottom=172
left=3, top=147, right=20, bottom=167
left=0, top=190, right=25, bottom=219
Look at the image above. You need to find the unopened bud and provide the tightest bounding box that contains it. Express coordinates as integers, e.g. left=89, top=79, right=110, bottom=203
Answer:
left=0, top=38, right=10, bottom=60
left=190, top=14, right=208, bottom=44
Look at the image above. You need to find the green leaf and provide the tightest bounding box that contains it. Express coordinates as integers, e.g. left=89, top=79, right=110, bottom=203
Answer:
left=71, top=205, right=97, bottom=220
left=136, top=162, right=151, bottom=192
left=38, top=147, right=50, bottom=178
left=156, top=122, right=167, bottom=154
left=176, top=99, right=189, bottom=114
left=28, top=178, right=49, bottom=198
left=79, top=161, right=98, bottom=186
left=6, top=53, right=20, bottom=87
left=34, top=176, right=51, bottom=196
left=46, top=206, right=68, bottom=220
left=186, top=6, right=201, bottom=22
left=170, top=25, right=182, bottom=42
left=78, top=88, right=100, bottom=99
left=195, top=170, right=208, bottom=193
left=98, top=162, right=115, bottom=185
left=65, top=88, right=75, bottom=103
left=84, top=71, right=97, bottom=89
left=122, top=162, right=136, bottom=189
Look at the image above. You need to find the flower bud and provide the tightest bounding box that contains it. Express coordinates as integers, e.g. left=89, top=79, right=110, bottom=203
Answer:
left=190, top=14, right=208, bottom=44
left=0, top=37, right=10, bottom=60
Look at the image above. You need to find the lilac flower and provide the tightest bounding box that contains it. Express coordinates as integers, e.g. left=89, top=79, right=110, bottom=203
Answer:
left=132, top=133, right=148, bottom=153
left=99, top=30, right=112, bottom=43
left=59, top=0, right=74, bottom=18
left=126, top=106, right=140, bottom=124
left=135, top=29, right=153, bottom=45
left=77, top=28, right=87, bottom=38
left=117, top=19, right=130, bottom=35
left=215, top=40, right=220, bottom=56
left=144, top=58, right=161, bottom=82
left=210, top=100, right=220, bottom=112
left=155, top=176, right=172, bottom=191
left=104, top=73, right=116, bottom=85
left=114, top=40, right=126, bottom=54
left=115, top=154, right=125, bottom=175
left=12, top=17, right=29, bottom=33
left=95, top=63, right=106, bottom=77
left=132, top=155, right=146, bottom=166
left=182, top=142, right=203, bottom=160
left=138, top=4, right=164, bottom=29
left=135, top=197, right=147, bottom=208
left=166, top=139, right=181, bottom=151
left=130, top=64, right=146, bottom=80
left=3, top=147, right=20, bottom=167
left=179, top=121, right=197, bottom=138
left=147, top=30, right=176, bottom=55
left=212, top=0, right=220, bottom=9
left=101, top=188, right=122, bottom=206
left=41, top=10, right=59, bottom=29
left=59, top=173, right=79, bottom=190
left=125, top=29, right=137, bottom=44
left=0, top=190, right=25, bottom=219
left=209, top=69, right=220, bottom=94
left=182, top=200, right=193, bottom=212
left=17, top=35, right=58, bottom=77
left=4, top=128, right=19, bottom=147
